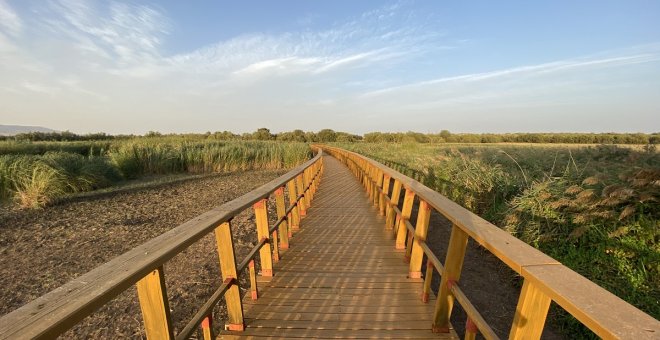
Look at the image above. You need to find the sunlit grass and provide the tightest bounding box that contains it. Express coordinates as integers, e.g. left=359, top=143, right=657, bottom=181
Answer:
left=0, top=139, right=311, bottom=208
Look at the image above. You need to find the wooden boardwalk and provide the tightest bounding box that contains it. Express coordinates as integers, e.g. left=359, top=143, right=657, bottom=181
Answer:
left=220, top=156, right=457, bottom=339
left=2, top=148, right=658, bottom=340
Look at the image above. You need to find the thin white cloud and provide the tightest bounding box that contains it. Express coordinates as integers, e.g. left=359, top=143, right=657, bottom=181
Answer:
left=1, top=1, right=658, bottom=134
left=0, top=0, right=21, bottom=36
left=361, top=52, right=660, bottom=97
left=42, top=0, right=169, bottom=68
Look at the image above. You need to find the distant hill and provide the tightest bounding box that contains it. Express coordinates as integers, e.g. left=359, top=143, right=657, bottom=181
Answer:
left=0, top=125, right=56, bottom=136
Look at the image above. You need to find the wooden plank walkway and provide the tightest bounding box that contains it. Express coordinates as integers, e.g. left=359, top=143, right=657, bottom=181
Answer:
left=220, top=156, right=457, bottom=339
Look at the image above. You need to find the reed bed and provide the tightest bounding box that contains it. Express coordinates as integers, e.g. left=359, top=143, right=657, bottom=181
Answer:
left=0, top=140, right=311, bottom=208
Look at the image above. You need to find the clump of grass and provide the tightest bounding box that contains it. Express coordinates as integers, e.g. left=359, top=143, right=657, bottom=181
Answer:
left=0, top=140, right=111, bottom=156
left=0, top=153, right=122, bottom=208
left=109, top=140, right=311, bottom=178
left=1, top=140, right=311, bottom=208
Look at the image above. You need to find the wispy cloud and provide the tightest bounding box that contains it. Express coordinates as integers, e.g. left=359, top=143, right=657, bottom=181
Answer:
left=0, top=0, right=21, bottom=36
left=39, top=0, right=169, bottom=68
left=362, top=52, right=660, bottom=97
left=1, top=0, right=658, bottom=134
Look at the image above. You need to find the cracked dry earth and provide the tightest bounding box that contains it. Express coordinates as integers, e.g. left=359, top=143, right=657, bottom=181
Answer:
left=0, top=169, right=287, bottom=339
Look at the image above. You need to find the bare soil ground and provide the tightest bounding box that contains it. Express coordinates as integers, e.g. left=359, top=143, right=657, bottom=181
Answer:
left=0, top=169, right=285, bottom=339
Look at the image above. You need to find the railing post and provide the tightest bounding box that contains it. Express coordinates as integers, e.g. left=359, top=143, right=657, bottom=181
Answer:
left=509, top=279, right=551, bottom=339
left=367, top=164, right=374, bottom=202
left=214, top=221, right=245, bottom=331
left=303, top=168, right=311, bottom=202
left=374, top=170, right=383, bottom=207
left=405, top=228, right=414, bottom=262
left=379, top=174, right=390, bottom=216
left=249, top=260, right=258, bottom=300
left=295, top=174, right=307, bottom=217
left=422, top=259, right=433, bottom=303
left=466, top=318, right=478, bottom=340
left=272, top=230, right=280, bottom=263
left=287, top=180, right=300, bottom=231
left=274, top=187, right=289, bottom=249
left=201, top=316, right=213, bottom=340
left=136, top=266, right=174, bottom=339
left=386, top=179, right=402, bottom=230
left=396, top=188, right=415, bottom=249
left=253, top=199, right=273, bottom=277
left=409, top=200, right=431, bottom=278
left=432, top=224, right=468, bottom=333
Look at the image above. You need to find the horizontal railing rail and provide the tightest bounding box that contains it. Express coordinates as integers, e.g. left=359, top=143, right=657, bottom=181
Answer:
left=319, top=145, right=659, bottom=340
left=0, top=149, right=324, bottom=340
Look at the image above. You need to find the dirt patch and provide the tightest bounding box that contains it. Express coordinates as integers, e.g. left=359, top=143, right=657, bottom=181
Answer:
left=0, top=169, right=286, bottom=339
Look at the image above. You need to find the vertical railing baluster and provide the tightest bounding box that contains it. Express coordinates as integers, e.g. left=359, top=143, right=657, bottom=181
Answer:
left=136, top=266, right=174, bottom=339
left=396, top=188, right=415, bottom=249
left=422, top=259, right=433, bottom=303
left=409, top=200, right=431, bottom=278
left=287, top=180, right=300, bottom=232
left=274, top=187, right=289, bottom=250
left=214, top=221, right=244, bottom=331
left=374, top=169, right=383, bottom=207
left=465, top=318, right=478, bottom=340
left=509, top=279, right=551, bottom=339
left=201, top=316, right=213, bottom=340
left=432, top=224, right=468, bottom=333
left=379, top=174, right=390, bottom=216
left=253, top=199, right=273, bottom=277
left=295, top=174, right=307, bottom=217
left=249, top=260, right=258, bottom=300
left=386, top=180, right=402, bottom=230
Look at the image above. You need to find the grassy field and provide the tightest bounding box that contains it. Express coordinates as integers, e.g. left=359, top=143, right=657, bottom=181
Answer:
left=336, top=142, right=659, bottom=337
left=0, top=139, right=311, bottom=208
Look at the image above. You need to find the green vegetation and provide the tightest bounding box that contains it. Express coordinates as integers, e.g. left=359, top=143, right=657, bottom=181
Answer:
left=337, top=142, right=659, bottom=337
left=0, top=139, right=311, bottom=209
left=2, top=128, right=657, bottom=145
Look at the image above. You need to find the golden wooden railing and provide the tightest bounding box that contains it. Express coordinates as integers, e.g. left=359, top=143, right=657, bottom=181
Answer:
left=0, top=150, right=324, bottom=340
left=319, top=145, right=659, bottom=340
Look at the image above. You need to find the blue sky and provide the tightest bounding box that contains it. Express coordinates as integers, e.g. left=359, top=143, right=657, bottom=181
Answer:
left=0, top=1, right=659, bottom=134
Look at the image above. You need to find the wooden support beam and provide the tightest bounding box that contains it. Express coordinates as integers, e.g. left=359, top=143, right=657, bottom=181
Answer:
left=509, top=279, right=551, bottom=340
left=249, top=260, right=258, bottom=300
left=296, top=175, right=307, bottom=217
left=405, top=229, right=414, bottom=262
left=432, top=224, right=468, bottom=333
left=422, top=259, right=433, bottom=303
left=214, top=221, right=244, bottom=331
left=272, top=230, right=280, bottom=263
left=306, top=167, right=313, bottom=204
left=287, top=180, right=300, bottom=231
left=465, top=318, right=478, bottom=340
left=409, top=200, right=431, bottom=278
left=136, top=266, right=174, bottom=340
left=395, top=188, right=415, bottom=250
left=374, top=170, right=383, bottom=207
left=201, top=316, right=213, bottom=340
left=379, top=175, right=391, bottom=216
left=253, top=199, right=273, bottom=277
left=274, top=187, right=289, bottom=249
left=386, top=180, right=402, bottom=230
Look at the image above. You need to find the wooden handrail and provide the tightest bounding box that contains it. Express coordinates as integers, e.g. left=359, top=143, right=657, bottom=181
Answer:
left=319, top=145, right=659, bottom=340
left=0, top=149, right=324, bottom=340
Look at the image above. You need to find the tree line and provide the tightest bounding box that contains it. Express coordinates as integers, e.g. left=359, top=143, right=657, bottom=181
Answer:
left=2, top=128, right=657, bottom=144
